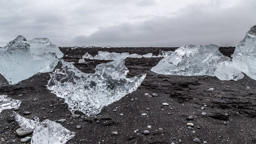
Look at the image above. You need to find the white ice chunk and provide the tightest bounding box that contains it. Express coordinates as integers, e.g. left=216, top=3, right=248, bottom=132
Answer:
left=0, top=95, right=21, bottom=113
left=47, top=60, right=146, bottom=116
left=151, top=45, right=230, bottom=76
left=29, top=38, right=64, bottom=58
left=0, top=35, right=59, bottom=85
left=14, top=112, right=75, bottom=144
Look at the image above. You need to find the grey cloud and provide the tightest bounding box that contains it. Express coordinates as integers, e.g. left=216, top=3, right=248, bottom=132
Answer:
left=73, top=0, right=256, bottom=47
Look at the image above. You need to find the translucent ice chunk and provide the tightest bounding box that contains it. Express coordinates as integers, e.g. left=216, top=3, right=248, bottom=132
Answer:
left=231, top=25, right=256, bottom=80
left=31, top=119, right=76, bottom=144
left=215, top=61, right=244, bottom=81
left=14, top=111, right=38, bottom=130
left=29, top=38, right=64, bottom=58
left=0, top=95, right=21, bottom=113
left=14, top=112, right=75, bottom=144
left=47, top=60, right=146, bottom=116
left=0, top=35, right=59, bottom=85
left=151, top=45, right=230, bottom=76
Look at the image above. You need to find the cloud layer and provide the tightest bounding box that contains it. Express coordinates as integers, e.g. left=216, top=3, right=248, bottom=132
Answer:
left=1, top=0, right=256, bottom=47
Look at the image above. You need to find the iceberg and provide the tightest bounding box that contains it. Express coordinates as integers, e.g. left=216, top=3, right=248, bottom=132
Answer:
left=152, top=44, right=230, bottom=76
left=14, top=112, right=75, bottom=144
left=0, top=95, right=21, bottom=113
left=47, top=60, right=146, bottom=116
left=29, top=38, right=64, bottom=58
left=0, top=35, right=59, bottom=85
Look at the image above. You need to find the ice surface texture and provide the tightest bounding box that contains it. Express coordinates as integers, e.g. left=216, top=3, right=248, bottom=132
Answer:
left=47, top=60, right=146, bottom=116
left=0, top=95, right=21, bottom=113
left=29, top=38, right=64, bottom=58
left=0, top=35, right=62, bottom=85
left=14, top=112, right=75, bottom=144
left=215, top=25, right=256, bottom=81
left=151, top=44, right=230, bottom=76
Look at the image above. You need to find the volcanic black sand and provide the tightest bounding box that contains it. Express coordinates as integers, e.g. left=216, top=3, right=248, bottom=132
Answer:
left=1, top=47, right=256, bottom=144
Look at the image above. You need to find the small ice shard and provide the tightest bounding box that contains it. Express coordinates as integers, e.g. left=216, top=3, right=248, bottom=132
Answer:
left=31, top=119, right=76, bottom=144
left=14, top=112, right=75, bottom=144
left=0, top=95, right=21, bottom=113
left=128, top=53, right=143, bottom=58
left=47, top=60, right=146, bottom=116
left=151, top=44, right=230, bottom=76
left=29, top=38, right=64, bottom=58
left=94, top=51, right=129, bottom=60
left=142, top=53, right=153, bottom=58
left=0, top=35, right=59, bottom=85
left=14, top=111, right=38, bottom=130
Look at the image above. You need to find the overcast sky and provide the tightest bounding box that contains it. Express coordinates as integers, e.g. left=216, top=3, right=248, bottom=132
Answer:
left=1, top=0, right=256, bottom=47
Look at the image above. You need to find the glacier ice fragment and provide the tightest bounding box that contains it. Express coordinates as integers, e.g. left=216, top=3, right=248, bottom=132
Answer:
left=0, top=95, right=21, bottom=113
left=47, top=60, right=146, bottom=116
left=0, top=35, right=59, bottom=85
left=215, top=25, right=256, bottom=81
left=14, top=112, right=75, bottom=144
left=151, top=44, right=230, bottom=76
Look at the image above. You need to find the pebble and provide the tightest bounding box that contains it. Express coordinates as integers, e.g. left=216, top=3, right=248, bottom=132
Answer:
left=162, top=103, right=169, bottom=106
left=158, top=128, right=163, bottom=131
left=57, top=119, right=66, bottom=123
left=152, top=93, right=158, bottom=97
left=202, top=112, right=207, bottom=116
left=193, top=138, right=201, bottom=143
left=208, top=88, right=214, bottom=91
left=141, top=113, right=147, bottom=116
left=186, top=116, right=194, bottom=121
left=120, top=113, right=124, bottom=116
left=20, top=136, right=31, bottom=143
left=23, top=111, right=31, bottom=115
left=144, top=93, right=150, bottom=96
left=143, top=130, right=150, bottom=135
left=187, top=123, right=194, bottom=127
left=76, top=125, right=82, bottom=129
left=147, top=125, right=152, bottom=129
left=16, top=128, right=33, bottom=136
left=112, top=131, right=118, bottom=135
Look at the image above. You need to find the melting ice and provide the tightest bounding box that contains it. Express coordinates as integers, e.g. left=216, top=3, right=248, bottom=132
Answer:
left=0, top=35, right=62, bottom=85
left=215, top=25, right=256, bottom=81
left=47, top=60, right=146, bottom=116
left=14, top=112, right=75, bottom=144
left=78, top=51, right=163, bottom=63
left=0, top=95, right=21, bottom=113
left=151, top=44, right=230, bottom=76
